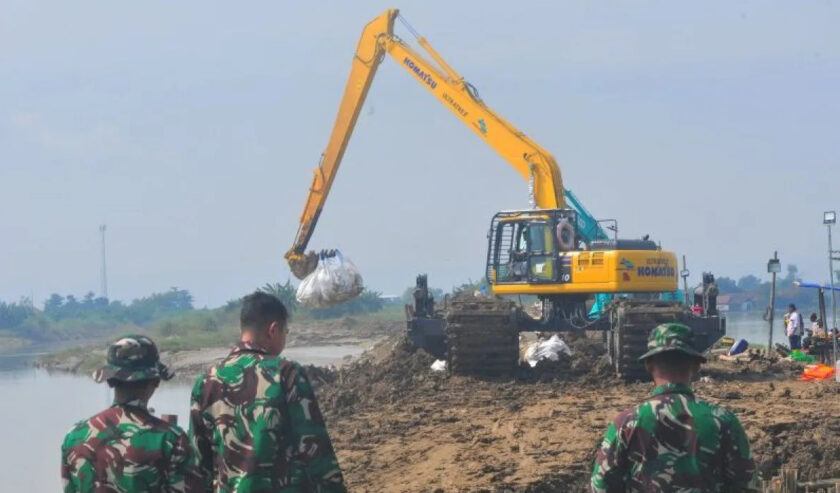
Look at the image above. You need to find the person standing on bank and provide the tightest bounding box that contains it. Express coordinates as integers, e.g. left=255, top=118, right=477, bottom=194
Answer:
left=590, top=323, right=757, bottom=492
left=189, top=291, right=346, bottom=492
left=787, top=304, right=803, bottom=350
left=61, top=335, right=201, bottom=492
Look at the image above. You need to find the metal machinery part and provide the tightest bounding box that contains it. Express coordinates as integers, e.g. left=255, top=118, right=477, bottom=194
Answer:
left=407, top=275, right=725, bottom=380
left=446, top=298, right=518, bottom=377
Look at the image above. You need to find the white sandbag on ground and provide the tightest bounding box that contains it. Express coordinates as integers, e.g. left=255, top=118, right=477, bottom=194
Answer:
left=524, top=335, right=573, bottom=368
left=296, top=250, right=364, bottom=308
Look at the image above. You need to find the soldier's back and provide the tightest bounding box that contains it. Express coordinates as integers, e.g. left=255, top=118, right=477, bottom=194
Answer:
left=190, top=341, right=345, bottom=492
left=592, top=383, right=756, bottom=492
left=61, top=403, right=194, bottom=493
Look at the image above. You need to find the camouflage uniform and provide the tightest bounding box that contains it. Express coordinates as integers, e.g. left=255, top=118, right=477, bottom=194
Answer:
left=189, top=341, right=346, bottom=492
left=61, top=334, right=202, bottom=492
left=590, top=324, right=758, bottom=492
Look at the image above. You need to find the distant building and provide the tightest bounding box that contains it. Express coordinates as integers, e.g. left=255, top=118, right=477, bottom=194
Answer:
left=381, top=294, right=403, bottom=304
left=717, top=293, right=759, bottom=313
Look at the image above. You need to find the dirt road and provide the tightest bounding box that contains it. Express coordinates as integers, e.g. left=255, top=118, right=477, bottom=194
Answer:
left=315, top=335, right=840, bottom=492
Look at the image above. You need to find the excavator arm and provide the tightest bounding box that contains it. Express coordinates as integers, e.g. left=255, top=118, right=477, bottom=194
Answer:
left=286, top=8, right=565, bottom=279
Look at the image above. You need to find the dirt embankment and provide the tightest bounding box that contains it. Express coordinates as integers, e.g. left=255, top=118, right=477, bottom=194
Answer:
left=310, top=334, right=840, bottom=492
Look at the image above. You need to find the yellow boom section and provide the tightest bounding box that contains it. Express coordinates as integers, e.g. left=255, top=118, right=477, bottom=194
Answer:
left=286, top=9, right=565, bottom=278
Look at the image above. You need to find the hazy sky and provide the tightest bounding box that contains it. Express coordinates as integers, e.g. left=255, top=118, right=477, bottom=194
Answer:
left=2, top=1, right=838, bottom=307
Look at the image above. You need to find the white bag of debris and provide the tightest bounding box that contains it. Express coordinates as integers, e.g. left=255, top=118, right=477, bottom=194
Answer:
left=296, top=250, right=364, bottom=308
left=524, top=335, right=573, bottom=368
left=430, top=359, right=447, bottom=372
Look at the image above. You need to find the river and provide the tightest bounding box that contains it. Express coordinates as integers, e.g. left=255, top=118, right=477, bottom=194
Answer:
left=0, top=344, right=365, bottom=492
left=0, top=315, right=776, bottom=491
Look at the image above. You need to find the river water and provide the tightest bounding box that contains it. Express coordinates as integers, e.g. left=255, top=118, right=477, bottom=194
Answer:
left=0, top=344, right=365, bottom=492
left=0, top=316, right=775, bottom=491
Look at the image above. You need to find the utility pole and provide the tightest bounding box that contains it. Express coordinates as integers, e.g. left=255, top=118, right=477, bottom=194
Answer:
left=824, top=211, right=837, bottom=366
left=767, top=252, right=781, bottom=357
left=680, top=255, right=690, bottom=306
left=99, top=224, right=108, bottom=300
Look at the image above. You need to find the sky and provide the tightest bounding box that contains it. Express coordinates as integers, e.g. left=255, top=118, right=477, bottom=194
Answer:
left=1, top=1, right=838, bottom=308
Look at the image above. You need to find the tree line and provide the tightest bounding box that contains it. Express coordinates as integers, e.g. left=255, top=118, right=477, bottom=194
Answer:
left=0, top=282, right=387, bottom=343
left=713, top=264, right=834, bottom=312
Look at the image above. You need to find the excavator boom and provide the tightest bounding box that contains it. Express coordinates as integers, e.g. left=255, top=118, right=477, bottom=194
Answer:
left=286, top=9, right=565, bottom=278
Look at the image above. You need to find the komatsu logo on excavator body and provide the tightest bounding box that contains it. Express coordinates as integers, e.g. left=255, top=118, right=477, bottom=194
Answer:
left=403, top=57, right=437, bottom=89
left=637, top=266, right=676, bottom=278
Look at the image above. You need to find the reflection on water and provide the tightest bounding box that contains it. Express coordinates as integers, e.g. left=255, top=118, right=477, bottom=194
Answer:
left=0, top=344, right=365, bottom=492
left=725, top=313, right=782, bottom=345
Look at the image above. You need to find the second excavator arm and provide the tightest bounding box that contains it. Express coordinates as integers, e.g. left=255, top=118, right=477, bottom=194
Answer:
left=286, top=8, right=565, bottom=279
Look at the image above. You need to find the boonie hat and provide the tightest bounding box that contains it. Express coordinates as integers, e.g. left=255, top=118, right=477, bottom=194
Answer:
left=638, top=323, right=707, bottom=362
left=92, top=334, right=173, bottom=383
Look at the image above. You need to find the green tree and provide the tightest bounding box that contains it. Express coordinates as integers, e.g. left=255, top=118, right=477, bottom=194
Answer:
left=784, top=264, right=799, bottom=283
left=0, top=300, right=36, bottom=329
left=307, top=289, right=384, bottom=319
left=44, top=294, right=64, bottom=317
left=127, top=288, right=194, bottom=324
left=716, top=277, right=739, bottom=293
left=259, top=280, right=299, bottom=312
left=736, top=275, right=762, bottom=292
left=82, top=291, right=96, bottom=307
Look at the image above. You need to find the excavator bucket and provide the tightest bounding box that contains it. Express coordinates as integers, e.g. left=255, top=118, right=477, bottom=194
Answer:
left=288, top=251, right=319, bottom=280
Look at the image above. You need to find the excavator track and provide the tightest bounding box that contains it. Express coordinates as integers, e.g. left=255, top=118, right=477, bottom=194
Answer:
left=609, top=300, right=689, bottom=381
left=446, top=297, right=518, bottom=377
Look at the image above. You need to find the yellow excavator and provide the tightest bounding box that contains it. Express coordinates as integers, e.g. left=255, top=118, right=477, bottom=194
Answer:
left=286, top=9, right=724, bottom=379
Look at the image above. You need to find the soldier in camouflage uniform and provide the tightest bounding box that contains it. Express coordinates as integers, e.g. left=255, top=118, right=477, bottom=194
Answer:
left=61, top=334, right=202, bottom=492
left=591, top=323, right=758, bottom=492
left=189, top=291, right=346, bottom=492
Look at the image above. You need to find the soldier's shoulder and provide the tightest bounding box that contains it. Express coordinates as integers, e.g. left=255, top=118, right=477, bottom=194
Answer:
left=63, top=415, right=93, bottom=443
left=612, top=402, right=643, bottom=430
left=141, top=412, right=189, bottom=438
left=691, top=396, right=742, bottom=423
left=62, top=407, right=119, bottom=448
left=258, top=353, right=303, bottom=373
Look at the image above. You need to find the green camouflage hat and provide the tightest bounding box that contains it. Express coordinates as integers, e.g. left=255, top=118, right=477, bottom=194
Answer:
left=92, top=334, right=173, bottom=383
left=638, top=323, right=707, bottom=362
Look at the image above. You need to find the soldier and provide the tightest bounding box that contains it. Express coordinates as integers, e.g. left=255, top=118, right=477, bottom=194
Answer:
left=61, top=334, right=201, bottom=492
left=590, top=323, right=758, bottom=492
left=189, top=291, right=346, bottom=492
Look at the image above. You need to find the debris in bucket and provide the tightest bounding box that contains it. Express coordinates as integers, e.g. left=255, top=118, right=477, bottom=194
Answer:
left=296, top=249, right=364, bottom=308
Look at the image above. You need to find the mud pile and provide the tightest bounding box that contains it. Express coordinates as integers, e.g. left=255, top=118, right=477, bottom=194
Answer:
left=750, top=384, right=840, bottom=480
left=521, top=331, right=617, bottom=386
left=317, top=337, right=439, bottom=417
left=290, top=316, right=403, bottom=346
left=312, top=324, right=840, bottom=490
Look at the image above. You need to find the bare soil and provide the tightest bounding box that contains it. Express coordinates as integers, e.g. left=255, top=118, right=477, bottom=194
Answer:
left=312, top=334, right=840, bottom=492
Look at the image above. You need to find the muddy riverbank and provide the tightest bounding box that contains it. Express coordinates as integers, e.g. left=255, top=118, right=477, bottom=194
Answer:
left=311, top=335, right=837, bottom=492
left=33, top=316, right=840, bottom=491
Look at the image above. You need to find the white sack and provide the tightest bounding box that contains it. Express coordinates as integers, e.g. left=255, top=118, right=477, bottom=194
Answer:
left=296, top=250, right=364, bottom=308
left=430, top=359, right=447, bottom=372
left=524, top=335, right=573, bottom=368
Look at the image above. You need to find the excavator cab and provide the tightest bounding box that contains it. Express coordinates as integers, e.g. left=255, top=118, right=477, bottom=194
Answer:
left=488, top=210, right=577, bottom=286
